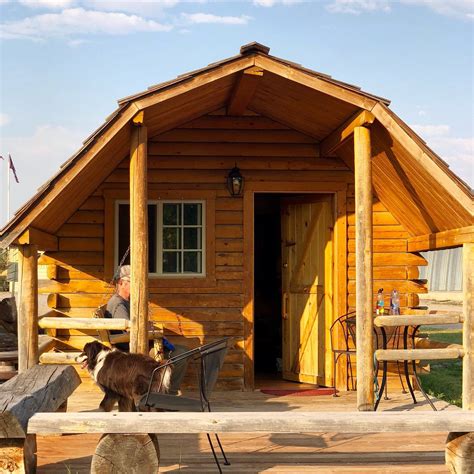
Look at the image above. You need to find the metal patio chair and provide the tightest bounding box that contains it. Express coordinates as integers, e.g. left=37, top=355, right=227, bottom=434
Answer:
left=330, top=311, right=357, bottom=394
left=330, top=312, right=386, bottom=403
left=139, top=337, right=233, bottom=473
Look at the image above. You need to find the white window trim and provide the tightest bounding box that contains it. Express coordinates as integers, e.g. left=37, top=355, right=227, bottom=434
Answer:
left=115, top=199, right=206, bottom=278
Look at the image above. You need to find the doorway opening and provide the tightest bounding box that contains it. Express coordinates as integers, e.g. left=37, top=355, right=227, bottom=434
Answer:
left=253, top=192, right=334, bottom=389
left=254, top=194, right=283, bottom=381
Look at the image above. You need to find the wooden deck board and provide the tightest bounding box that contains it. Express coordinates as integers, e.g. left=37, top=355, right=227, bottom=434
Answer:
left=36, top=380, right=455, bottom=472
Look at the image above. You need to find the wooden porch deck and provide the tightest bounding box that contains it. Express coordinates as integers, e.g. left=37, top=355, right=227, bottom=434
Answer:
left=36, top=379, right=457, bottom=473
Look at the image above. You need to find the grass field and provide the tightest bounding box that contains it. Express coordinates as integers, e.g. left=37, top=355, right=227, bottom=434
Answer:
left=418, top=327, right=463, bottom=407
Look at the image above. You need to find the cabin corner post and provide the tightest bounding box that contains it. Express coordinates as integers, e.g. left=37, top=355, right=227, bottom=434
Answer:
left=354, top=125, right=374, bottom=411
left=462, top=242, right=473, bottom=410
left=129, top=111, right=149, bottom=355
left=445, top=243, right=474, bottom=473
left=17, top=243, right=39, bottom=372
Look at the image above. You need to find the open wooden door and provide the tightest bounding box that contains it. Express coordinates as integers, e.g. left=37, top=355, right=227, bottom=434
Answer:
left=281, top=195, right=334, bottom=385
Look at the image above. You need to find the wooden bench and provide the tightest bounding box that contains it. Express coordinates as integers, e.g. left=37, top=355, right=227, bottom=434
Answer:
left=28, top=411, right=474, bottom=474
left=0, top=364, right=81, bottom=473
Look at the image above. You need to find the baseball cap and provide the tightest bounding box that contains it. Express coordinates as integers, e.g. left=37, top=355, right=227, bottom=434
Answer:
left=114, top=265, right=130, bottom=282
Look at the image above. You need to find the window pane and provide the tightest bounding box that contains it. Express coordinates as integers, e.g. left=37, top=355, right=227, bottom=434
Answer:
left=148, top=205, right=157, bottom=273
left=183, top=251, right=201, bottom=273
left=184, top=227, right=201, bottom=250
left=163, top=227, right=180, bottom=250
left=162, top=252, right=181, bottom=273
left=183, top=203, right=201, bottom=225
left=163, top=203, right=180, bottom=225
left=118, top=204, right=130, bottom=266
left=118, top=203, right=157, bottom=273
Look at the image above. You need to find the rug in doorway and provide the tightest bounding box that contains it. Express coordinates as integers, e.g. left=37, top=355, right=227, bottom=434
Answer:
left=260, top=388, right=335, bottom=396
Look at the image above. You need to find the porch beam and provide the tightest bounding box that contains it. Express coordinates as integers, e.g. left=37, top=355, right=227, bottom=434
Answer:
left=17, top=244, right=39, bottom=372
left=407, top=226, right=474, bottom=252
left=17, top=227, right=58, bottom=251
left=227, top=66, right=264, bottom=116
left=463, top=242, right=473, bottom=410
left=321, top=110, right=375, bottom=157
left=129, top=111, right=149, bottom=355
left=446, top=243, right=474, bottom=474
left=354, top=125, right=374, bottom=411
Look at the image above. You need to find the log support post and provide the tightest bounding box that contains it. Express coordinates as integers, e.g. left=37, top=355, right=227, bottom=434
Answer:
left=354, top=125, right=374, bottom=411
left=17, top=244, right=39, bottom=373
left=446, top=242, right=474, bottom=473
left=129, top=111, right=149, bottom=355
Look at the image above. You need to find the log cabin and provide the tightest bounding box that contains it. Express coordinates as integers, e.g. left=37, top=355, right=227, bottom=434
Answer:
left=0, top=42, right=472, bottom=403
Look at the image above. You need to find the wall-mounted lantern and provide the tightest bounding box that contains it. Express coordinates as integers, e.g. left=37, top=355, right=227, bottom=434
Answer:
left=226, top=166, right=244, bottom=197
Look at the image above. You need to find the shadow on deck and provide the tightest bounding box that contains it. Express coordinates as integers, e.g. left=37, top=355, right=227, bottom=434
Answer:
left=36, top=380, right=456, bottom=473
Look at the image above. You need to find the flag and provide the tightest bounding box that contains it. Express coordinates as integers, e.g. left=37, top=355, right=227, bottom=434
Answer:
left=8, top=154, right=19, bottom=183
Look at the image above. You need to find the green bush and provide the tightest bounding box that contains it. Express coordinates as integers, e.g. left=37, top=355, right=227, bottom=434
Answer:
left=418, top=327, right=462, bottom=407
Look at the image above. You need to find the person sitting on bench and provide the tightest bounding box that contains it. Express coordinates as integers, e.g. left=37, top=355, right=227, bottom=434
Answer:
left=105, top=265, right=188, bottom=395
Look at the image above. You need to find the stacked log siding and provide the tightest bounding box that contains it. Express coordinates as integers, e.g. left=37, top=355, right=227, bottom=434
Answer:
left=37, top=113, right=428, bottom=389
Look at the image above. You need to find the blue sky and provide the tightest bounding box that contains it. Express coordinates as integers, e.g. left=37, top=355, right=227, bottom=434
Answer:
left=0, top=0, right=472, bottom=226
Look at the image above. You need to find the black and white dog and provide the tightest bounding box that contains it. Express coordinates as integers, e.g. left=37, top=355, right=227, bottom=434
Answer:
left=76, top=341, right=171, bottom=412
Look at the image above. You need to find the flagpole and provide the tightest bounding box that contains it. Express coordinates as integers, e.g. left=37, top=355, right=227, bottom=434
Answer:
left=7, top=153, right=10, bottom=221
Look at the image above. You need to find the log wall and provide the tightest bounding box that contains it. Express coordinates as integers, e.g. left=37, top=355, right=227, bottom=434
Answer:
left=38, top=113, right=427, bottom=390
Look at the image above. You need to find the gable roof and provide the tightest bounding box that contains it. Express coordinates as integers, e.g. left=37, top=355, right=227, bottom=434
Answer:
left=1, top=42, right=472, bottom=248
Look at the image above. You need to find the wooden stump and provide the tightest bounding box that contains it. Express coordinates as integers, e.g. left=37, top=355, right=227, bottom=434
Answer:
left=0, top=435, right=36, bottom=474
left=446, top=432, right=474, bottom=473
left=91, top=434, right=159, bottom=474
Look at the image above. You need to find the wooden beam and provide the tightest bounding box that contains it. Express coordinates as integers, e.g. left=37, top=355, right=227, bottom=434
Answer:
left=354, top=126, right=374, bottom=412
left=321, top=110, right=375, bottom=157
left=132, top=110, right=144, bottom=125
left=463, top=242, right=473, bottom=410
left=17, top=227, right=58, bottom=251
left=28, top=411, right=474, bottom=435
left=408, top=226, right=474, bottom=252
left=374, top=314, right=462, bottom=327
left=40, top=352, right=81, bottom=364
left=372, top=102, right=473, bottom=213
left=129, top=116, right=149, bottom=355
left=17, top=244, right=39, bottom=373
left=254, top=55, right=380, bottom=110
left=227, top=66, right=264, bottom=116
left=375, top=348, right=463, bottom=361
left=38, top=317, right=131, bottom=330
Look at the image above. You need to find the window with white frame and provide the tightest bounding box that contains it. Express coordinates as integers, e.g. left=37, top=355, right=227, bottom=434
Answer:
left=115, top=200, right=205, bottom=276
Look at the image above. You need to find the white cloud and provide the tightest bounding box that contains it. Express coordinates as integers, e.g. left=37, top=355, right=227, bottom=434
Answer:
left=0, top=124, right=86, bottom=218
left=401, top=0, right=474, bottom=20
left=0, top=113, right=10, bottom=127
left=181, top=12, right=251, bottom=25
left=19, top=0, right=76, bottom=8
left=253, top=0, right=302, bottom=6
left=67, top=38, right=87, bottom=46
left=0, top=7, right=172, bottom=41
left=411, top=124, right=450, bottom=137
left=326, top=0, right=474, bottom=19
left=326, top=0, right=391, bottom=15
left=411, top=123, right=473, bottom=187
left=82, top=0, right=180, bottom=18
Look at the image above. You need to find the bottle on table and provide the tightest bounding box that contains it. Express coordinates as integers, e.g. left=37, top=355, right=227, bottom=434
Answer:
left=390, top=289, right=400, bottom=315
left=376, top=288, right=385, bottom=315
